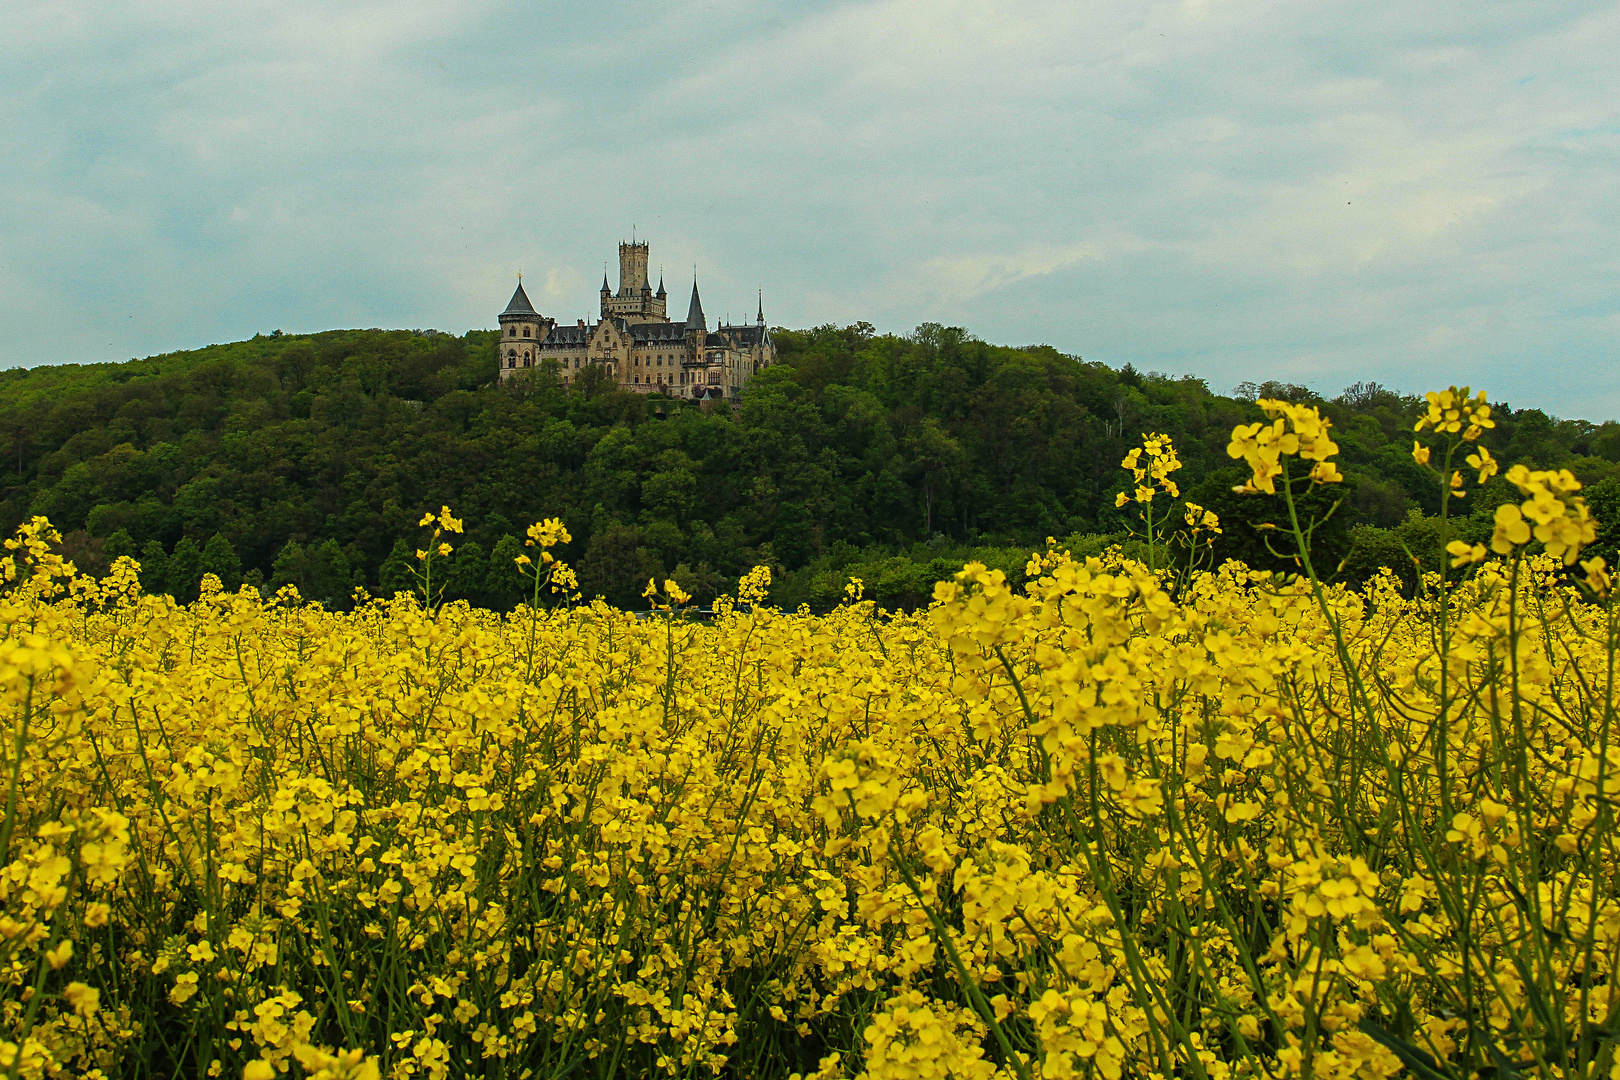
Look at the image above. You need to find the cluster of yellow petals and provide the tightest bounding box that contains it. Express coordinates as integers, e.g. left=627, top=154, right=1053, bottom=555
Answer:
left=515, top=516, right=580, bottom=601
left=1114, top=433, right=1182, bottom=507
left=524, top=517, right=569, bottom=549
left=1413, top=385, right=1495, bottom=440
left=414, top=505, right=463, bottom=563
left=1488, top=464, right=1597, bottom=564
left=1227, top=400, right=1342, bottom=494
left=643, top=576, right=693, bottom=608
left=1183, top=501, right=1222, bottom=540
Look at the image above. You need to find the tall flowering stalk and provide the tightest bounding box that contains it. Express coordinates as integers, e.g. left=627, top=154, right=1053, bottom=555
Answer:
left=1114, top=433, right=1216, bottom=575
left=512, top=516, right=576, bottom=680
left=409, top=505, right=463, bottom=613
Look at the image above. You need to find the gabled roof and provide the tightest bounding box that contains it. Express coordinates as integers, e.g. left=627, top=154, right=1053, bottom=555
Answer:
left=715, top=324, right=768, bottom=347
left=539, top=324, right=589, bottom=346
left=627, top=320, right=689, bottom=343
left=501, top=282, right=537, bottom=317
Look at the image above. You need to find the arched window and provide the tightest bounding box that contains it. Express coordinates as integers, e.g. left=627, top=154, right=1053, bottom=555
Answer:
left=523, top=326, right=531, bottom=338
left=507, top=349, right=516, bottom=368
left=507, top=326, right=514, bottom=337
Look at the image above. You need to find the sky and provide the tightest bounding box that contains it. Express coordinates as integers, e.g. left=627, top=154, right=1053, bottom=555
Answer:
left=2, top=0, right=1617, bottom=417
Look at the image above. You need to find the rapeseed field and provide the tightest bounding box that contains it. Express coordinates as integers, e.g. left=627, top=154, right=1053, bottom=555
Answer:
left=5, top=392, right=1620, bottom=1080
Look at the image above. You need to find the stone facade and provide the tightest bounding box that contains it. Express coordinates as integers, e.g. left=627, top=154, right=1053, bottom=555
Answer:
left=496, top=240, right=773, bottom=399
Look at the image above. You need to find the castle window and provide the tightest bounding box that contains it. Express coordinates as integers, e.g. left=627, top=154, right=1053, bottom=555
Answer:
left=523, top=326, right=531, bottom=338
left=507, top=326, right=514, bottom=337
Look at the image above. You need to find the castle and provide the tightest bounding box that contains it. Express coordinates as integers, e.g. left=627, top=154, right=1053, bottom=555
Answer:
left=497, top=239, right=773, bottom=399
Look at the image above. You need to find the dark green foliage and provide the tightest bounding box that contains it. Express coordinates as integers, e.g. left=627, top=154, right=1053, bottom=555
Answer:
left=1338, top=513, right=1473, bottom=593
left=104, top=528, right=136, bottom=564
left=1587, top=477, right=1620, bottom=560
left=138, top=540, right=168, bottom=597
left=444, top=540, right=487, bottom=605
left=1186, top=467, right=1355, bottom=578
left=306, top=539, right=354, bottom=607
left=200, top=533, right=243, bottom=592
left=1, top=326, right=1612, bottom=609
left=270, top=541, right=308, bottom=596
left=378, top=540, right=415, bottom=599
left=167, top=536, right=203, bottom=603
left=579, top=525, right=663, bottom=610
left=269, top=539, right=354, bottom=606
left=486, top=535, right=527, bottom=607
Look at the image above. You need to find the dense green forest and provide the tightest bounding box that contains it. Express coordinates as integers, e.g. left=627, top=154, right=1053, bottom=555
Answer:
left=3, top=323, right=1617, bottom=609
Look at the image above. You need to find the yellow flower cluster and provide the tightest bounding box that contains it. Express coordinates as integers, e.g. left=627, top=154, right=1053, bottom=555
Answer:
left=1183, top=502, right=1221, bottom=541
left=514, top=517, right=579, bottom=606
left=0, top=448, right=1616, bottom=1080
left=1488, top=464, right=1597, bottom=564
left=1409, top=387, right=1499, bottom=504
left=1413, top=385, right=1495, bottom=440
left=1227, top=400, right=1343, bottom=493
left=1112, top=434, right=1218, bottom=577
left=1114, top=434, right=1181, bottom=507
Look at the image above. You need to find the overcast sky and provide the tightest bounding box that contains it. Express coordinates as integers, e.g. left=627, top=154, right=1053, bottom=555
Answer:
left=2, top=0, right=1616, bottom=416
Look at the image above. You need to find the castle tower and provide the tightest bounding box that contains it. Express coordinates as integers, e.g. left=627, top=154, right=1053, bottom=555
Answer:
left=653, top=274, right=668, bottom=320
left=618, top=241, right=650, bottom=297
left=685, top=278, right=706, bottom=332
left=498, top=280, right=545, bottom=372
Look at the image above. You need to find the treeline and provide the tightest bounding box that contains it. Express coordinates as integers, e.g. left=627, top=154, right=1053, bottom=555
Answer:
left=2, top=323, right=1618, bottom=609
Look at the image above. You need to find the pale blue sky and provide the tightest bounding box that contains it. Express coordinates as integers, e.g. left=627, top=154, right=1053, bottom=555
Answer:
left=2, top=0, right=1617, bottom=416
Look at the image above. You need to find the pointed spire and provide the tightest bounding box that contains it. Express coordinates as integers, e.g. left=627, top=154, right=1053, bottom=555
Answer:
left=757, top=290, right=764, bottom=325
left=656, top=273, right=666, bottom=298
left=686, top=278, right=706, bottom=330
left=601, top=271, right=611, bottom=294
left=503, top=280, right=536, bottom=316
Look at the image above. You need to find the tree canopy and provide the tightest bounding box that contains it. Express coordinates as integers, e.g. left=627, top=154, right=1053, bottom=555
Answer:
left=5, top=324, right=1617, bottom=609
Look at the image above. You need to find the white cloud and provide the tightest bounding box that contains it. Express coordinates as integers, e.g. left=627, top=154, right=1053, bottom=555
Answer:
left=923, top=242, right=1121, bottom=304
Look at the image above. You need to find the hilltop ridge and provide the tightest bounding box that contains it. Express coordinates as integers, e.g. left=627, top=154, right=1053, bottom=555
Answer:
left=3, top=324, right=1618, bottom=608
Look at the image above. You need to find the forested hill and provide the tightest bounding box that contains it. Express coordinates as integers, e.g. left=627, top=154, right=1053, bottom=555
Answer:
left=2, top=323, right=1618, bottom=610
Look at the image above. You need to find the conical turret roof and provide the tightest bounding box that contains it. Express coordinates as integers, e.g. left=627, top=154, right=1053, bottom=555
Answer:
left=656, top=274, right=666, bottom=298
left=686, top=279, right=706, bottom=330
left=502, top=282, right=536, bottom=316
